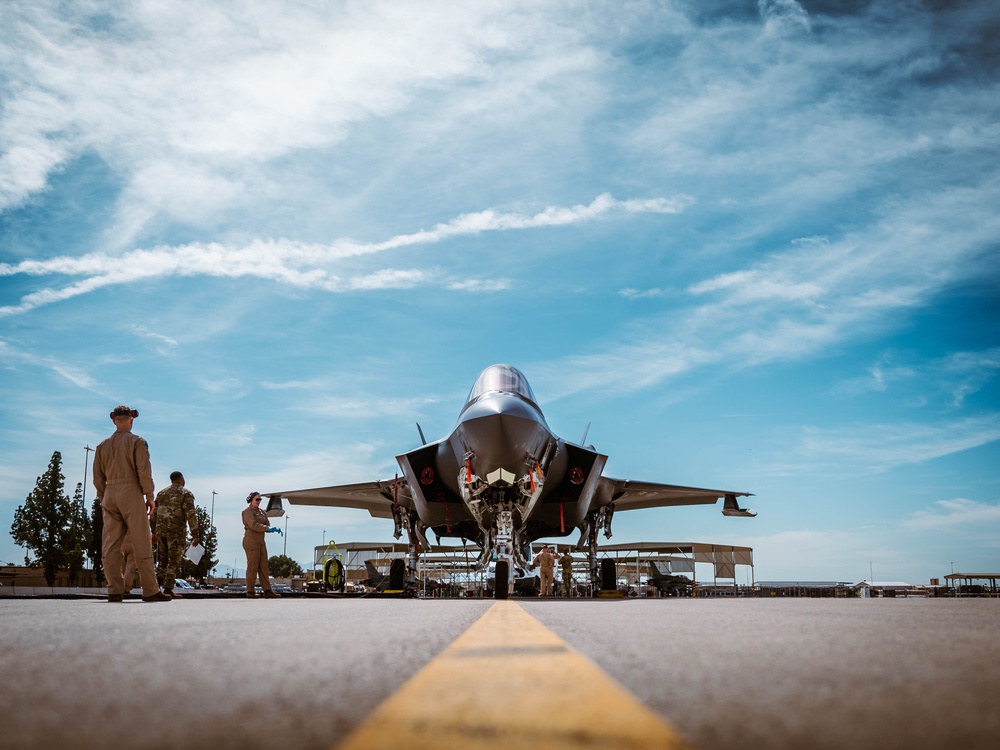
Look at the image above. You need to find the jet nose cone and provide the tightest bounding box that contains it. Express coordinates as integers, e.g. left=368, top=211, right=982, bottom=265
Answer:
left=458, top=393, right=549, bottom=471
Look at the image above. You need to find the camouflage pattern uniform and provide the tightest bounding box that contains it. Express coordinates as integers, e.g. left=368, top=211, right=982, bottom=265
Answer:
left=560, top=549, right=575, bottom=596
left=151, top=483, right=199, bottom=593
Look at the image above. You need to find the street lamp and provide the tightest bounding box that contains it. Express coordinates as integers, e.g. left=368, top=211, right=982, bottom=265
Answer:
left=283, top=515, right=289, bottom=556
left=82, top=445, right=94, bottom=569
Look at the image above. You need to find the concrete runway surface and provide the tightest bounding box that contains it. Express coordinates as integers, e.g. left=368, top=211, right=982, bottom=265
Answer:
left=1, top=596, right=997, bottom=750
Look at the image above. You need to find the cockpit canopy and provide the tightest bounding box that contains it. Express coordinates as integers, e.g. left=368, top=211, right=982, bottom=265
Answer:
left=465, top=364, right=540, bottom=410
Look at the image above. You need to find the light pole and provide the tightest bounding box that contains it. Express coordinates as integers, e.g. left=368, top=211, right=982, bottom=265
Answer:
left=211, top=490, right=217, bottom=528
left=283, top=515, right=289, bottom=556
left=83, top=445, right=94, bottom=569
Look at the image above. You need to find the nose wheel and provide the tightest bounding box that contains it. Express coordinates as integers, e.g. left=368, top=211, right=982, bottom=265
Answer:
left=494, top=559, right=510, bottom=600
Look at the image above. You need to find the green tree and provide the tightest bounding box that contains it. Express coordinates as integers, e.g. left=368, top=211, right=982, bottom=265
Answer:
left=268, top=554, right=303, bottom=578
left=180, top=505, right=218, bottom=583
left=64, top=483, right=92, bottom=586
left=10, top=451, right=74, bottom=586
left=88, top=496, right=104, bottom=585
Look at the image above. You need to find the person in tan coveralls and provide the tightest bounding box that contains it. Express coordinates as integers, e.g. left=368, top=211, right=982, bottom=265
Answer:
left=242, top=492, right=280, bottom=598
left=121, top=535, right=137, bottom=592
left=93, top=405, right=171, bottom=603
left=532, top=544, right=559, bottom=597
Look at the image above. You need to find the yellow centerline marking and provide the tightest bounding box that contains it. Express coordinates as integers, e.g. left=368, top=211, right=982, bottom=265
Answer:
left=334, top=601, right=695, bottom=750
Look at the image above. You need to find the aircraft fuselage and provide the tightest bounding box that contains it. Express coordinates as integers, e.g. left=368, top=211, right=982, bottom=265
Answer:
left=396, top=365, right=606, bottom=567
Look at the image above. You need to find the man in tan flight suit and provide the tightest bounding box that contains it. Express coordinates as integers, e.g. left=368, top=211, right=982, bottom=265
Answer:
left=121, top=535, right=137, bottom=593
left=532, top=544, right=559, bottom=597
left=93, top=405, right=171, bottom=603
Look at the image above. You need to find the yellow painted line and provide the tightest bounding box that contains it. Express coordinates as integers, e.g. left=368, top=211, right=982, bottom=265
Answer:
left=333, top=601, right=695, bottom=750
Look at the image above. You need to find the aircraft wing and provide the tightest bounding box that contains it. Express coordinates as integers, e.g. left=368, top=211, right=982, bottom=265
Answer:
left=265, top=479, right=409, bottom=519
left=596, top=477, right=756, bottom=515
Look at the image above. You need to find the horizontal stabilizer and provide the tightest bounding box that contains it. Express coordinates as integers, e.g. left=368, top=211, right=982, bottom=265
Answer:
left=722, top=493, right=757, bottom=517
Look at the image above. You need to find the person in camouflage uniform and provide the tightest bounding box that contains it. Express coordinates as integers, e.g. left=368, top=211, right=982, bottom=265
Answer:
left=151, top=471, right=199, bottom=598
left=560, top=547, right=575, bottom=597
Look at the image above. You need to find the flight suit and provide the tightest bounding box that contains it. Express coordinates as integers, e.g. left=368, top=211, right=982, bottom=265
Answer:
left=94, top=430, right=158, bottom=597
left=532, top=547, right=558, bottom=597
left=151, top=484, right=199, bottom=593
left=122, top=535, right=137, bottom=591
left=242, top=505, right=273, bottom=596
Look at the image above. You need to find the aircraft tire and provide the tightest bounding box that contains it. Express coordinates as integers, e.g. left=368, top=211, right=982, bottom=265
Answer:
left=600, top=558, right=617, bottom=591
left=389, top=558, right=406, bottom=590
left=494, top=560, right=510, bottom=600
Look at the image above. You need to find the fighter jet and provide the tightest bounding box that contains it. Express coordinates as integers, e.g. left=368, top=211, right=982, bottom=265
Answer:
left=647, top=561, right=693, bottom=597
left=265, top=363, right=755, bottom=599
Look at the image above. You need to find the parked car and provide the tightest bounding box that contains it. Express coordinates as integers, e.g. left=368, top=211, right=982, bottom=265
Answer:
left=221, top=584, right=246, bottom=595
left=173, top=579, right=195, bottom=591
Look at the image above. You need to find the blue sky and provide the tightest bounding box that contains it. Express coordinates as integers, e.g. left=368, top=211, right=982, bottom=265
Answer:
left=1, top=0, right=998, bottom=585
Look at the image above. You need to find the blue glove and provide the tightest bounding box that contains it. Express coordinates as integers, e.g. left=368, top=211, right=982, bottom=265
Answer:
left=267, top=526, right=283, bottom=535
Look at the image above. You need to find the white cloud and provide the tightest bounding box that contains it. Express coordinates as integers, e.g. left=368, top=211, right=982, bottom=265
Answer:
left=129, top=325, right=178, bottom=347
left=619, top=288, right=665, bottom=300
left=0, top=339, right=97, bottom=390
left=904, top=498, right=1000, bottom=532
left=537, top=177, right=1000, bottom=399
left=833, top=349, right=1000, bottom=406
left=797, top=416, right=1000, bottom=475
left=304, top=396, right=440, bottom=421
left=758, top=0, right=811, bottom=36
left=0, top=193, right=687, bottom=315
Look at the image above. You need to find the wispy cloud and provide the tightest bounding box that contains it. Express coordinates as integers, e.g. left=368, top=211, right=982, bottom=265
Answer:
left=129, top=325, right=178, bottom=347
left=618, top=288, right=665, bottom=300
left=537, top=180, right=1000, bottom=399
left=797, top=416, right=1000, bottom=475
left=835, top=348, right=1000, bottom=406
left=305, top=396, right=441, bottom=420
left=0, top=193, right=688, bottom=316
left=904, top=498, right=1000, bottom=532
left=195, top=423, right=257, bottom=448
left=0, top=339, right=97, bottom=390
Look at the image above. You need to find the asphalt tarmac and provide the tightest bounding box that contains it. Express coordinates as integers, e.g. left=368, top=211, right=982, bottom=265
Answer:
left=1, top=596, right=997, bottom=750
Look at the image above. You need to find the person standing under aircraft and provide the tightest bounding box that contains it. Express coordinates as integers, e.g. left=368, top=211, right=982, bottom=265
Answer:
left=559, top=547, right=575, bottom=597
left=242, top=492, right=281, bottom=599
left=93, top=405, right=171, bottom=603
left=532, top=545, right=559, bottom=597
left=151, top=471, right=200, bottom=598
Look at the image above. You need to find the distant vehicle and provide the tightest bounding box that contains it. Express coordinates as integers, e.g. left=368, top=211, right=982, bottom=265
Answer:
left=221, top=584, right=246, bottom=595
left=271, top=584, right=296, bottom=594
left=173, top=579, right=195, bottom=590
